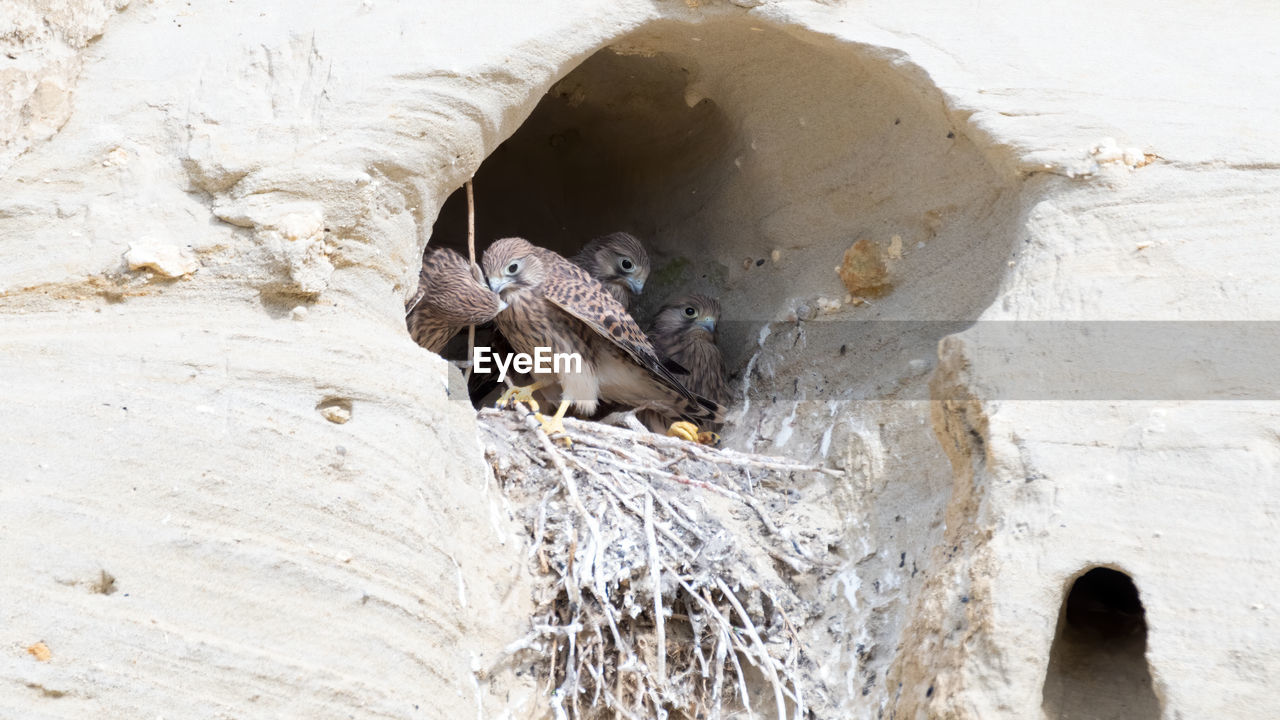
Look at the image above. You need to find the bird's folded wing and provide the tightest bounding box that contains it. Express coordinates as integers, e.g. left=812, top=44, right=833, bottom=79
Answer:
left=540, top=259, right=700, bottom=404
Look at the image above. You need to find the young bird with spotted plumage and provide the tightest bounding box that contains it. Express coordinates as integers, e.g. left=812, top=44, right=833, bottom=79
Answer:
left=482, top=236, right=723, bottom=439
left=406, top=247, right=506, bottom=353
left=570, top=232, right=650, bottom=311
left=641, top=294, right=729, bottom=442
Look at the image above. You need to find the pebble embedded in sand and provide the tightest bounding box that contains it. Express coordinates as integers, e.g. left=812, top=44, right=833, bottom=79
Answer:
left=320, top=406, right=350, bottom=424
left=838, top=238, right=890, bottom=296
left=815, top=296, right=843, bottom=314
left=124, top=243, right=199, bottom=278
left=102, top=147, right=129, bottom=167
left=26, top=642, right=52, bottom=662
left=317, top=399, right=353, bottom=424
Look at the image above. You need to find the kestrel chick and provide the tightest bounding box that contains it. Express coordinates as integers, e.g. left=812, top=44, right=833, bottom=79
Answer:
left=482, top=237, right=723, bottom=437
left=406, top=247, right=505, bottom=353
left=642, top=294, right=729, bottom=442
left=571, top=232, right=650, bottom=311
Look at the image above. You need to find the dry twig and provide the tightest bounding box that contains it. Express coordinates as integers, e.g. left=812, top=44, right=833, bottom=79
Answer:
left=464, top=178, right=477, bottom=383
left=480, top=406, right=837, bottom=719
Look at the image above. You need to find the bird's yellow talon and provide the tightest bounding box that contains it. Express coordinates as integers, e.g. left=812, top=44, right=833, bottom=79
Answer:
left=496, top=382, right=544, bottom=413
left=696, top=431, right=721, bottom=446
left=537, top=413, right=566, bottom=436
left=538, top=399, right=573, bottom=446
left=667, top=421, right=700, bottom=443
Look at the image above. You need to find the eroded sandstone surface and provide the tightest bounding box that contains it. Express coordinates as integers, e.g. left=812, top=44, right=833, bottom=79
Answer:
left=3, top=1, right=1278, bottom=718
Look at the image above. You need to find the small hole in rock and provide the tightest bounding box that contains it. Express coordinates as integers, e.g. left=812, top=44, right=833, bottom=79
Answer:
left=93, top=570, right=117, bottom=595
left=317, top=397, right=353, bottom=425
left=1042, top=567, right=1161, bottom=720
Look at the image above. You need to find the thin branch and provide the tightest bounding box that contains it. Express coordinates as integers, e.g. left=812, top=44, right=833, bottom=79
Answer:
left=645, top=494, right=666, bottom=687
left=405, top=285, right=427, bottom=316
left=479, top=403, right=828, bottom=720
left=716, top=578, right=787, bottom=720
left=464, top=177, right=477, bottom=382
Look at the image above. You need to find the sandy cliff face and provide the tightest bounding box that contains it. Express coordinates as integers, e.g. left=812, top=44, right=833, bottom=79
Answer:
left=2, top=0, right=1278, bottom=718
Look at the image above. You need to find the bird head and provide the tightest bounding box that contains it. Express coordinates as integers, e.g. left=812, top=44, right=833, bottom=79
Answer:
left=655, top=293, right=721, bottom=340
left=420, top=247, right=506, bottom=322
left=581, top=232, right=650, bottom=299
left=482, top=237, right=546, bottom=301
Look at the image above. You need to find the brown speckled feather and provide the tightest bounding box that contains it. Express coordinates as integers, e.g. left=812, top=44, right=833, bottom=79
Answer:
left=650, top=294, right=728, bottom=404
left=483, top=237, right=724, bottom=425
left=642, top=293, right=729, bottom=432
left=536, top=251, right=684, bottom=387
left=406, top=247, right=504, bottom=353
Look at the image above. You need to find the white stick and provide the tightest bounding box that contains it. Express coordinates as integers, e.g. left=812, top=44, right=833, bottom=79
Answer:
left=644, top=494, right=666, bottom=687
left=716, top=578, right=787, bottom=720
left=464, top=178, right=477, bottom=383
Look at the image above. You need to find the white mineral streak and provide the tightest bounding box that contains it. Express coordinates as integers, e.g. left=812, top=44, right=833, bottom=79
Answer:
left=2, top=0, right=1278, bottom=718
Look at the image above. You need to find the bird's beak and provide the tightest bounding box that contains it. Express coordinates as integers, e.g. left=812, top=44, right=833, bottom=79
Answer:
left=488, top=277, right=511, bottom=295
left=626, top=277, right=645, bottom=295
left=496, top=299, right=509, bottom=312
left=696, top=316, right=716, bottom=332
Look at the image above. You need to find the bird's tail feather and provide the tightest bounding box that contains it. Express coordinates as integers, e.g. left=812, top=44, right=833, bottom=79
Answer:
left=678, top=394, right=726, bottom=426
left=643, top=390, right=725, bottom=427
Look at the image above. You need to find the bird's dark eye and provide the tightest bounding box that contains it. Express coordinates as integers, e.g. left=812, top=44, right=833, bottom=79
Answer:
left=506, top=262, right=520, bottom=274
left=684, top=306, right=696, bottom=317
left=620, top=258, right=634, bottom=272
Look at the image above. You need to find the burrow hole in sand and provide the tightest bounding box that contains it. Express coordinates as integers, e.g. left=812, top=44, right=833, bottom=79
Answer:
left=1042, top=567, right=1161, bottom=720
left=419, top=18, right=1019, bottom=458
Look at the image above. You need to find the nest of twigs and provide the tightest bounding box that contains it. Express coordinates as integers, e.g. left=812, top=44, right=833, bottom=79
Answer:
left=480, top=404, right=842, bottom=720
